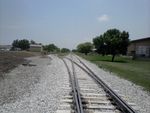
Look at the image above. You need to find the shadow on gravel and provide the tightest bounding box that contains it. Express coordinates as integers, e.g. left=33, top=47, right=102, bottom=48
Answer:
left=0, top=51, right=40, bottom=79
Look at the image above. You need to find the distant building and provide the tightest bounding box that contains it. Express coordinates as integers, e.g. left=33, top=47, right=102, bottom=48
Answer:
left=29, top=44, right=43, bottom=52
left=127, top=37, right=150, bottom=57
left=0, top=45, right=12, bottom=51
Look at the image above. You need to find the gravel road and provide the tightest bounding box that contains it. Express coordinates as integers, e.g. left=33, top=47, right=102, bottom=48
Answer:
left=0, top=55, right=68, bottom=113
left=71, top=55, right=150, bottom=113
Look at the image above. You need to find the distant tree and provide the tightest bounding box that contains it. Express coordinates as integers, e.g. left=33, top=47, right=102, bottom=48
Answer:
left=43, top=44, right=59, bottom=52
left=12, top=39, right=19, bottom=48
left=103, top=29, right=129, bottom=62
left=72, top=49, right=77, bottom=52
left=18, top=39, right=30, bottom=50
left=61, top=48, right=70, bottom=53
left=56, top=47, right=61, bottom=52
left=93, top=35, right=106, bottom=55
left=119, top=31, right=129, bottom=55
left=30, top=40, right=36, bottom=44
left=12, top=39, right=30, bottom=50
left=93, top=28, right=129, bottom=62
left=77, top=42, right=93, bottom=55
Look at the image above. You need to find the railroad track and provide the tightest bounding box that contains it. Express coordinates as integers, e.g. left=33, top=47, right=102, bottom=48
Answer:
left=56, top=55, right=137, bottom=113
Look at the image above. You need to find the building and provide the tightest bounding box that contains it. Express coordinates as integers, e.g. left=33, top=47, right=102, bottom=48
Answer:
left=29, top=44, right=43, bottom=52
left=127, top=37, right=150, bottom=57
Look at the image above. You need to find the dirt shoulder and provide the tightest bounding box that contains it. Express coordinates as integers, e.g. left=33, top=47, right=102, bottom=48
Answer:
left=0, top=55, right=67, bottom=113
left=0, top=51, right=41, bottom=78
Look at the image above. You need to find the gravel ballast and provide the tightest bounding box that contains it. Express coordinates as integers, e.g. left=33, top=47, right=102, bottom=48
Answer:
left=1, top=54, right=150, bottom=113
left=72, top=55, right=150, bottom=113
left=0, top=55, right=68, bottom=113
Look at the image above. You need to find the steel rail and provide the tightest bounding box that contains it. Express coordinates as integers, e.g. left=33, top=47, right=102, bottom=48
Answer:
left=65, top=56, right=137, bottom=113
left=62, top=58, right=84, bottom=113
left=71, top=56, right=84, bottom=113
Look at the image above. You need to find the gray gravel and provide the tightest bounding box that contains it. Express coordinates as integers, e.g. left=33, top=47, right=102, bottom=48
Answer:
left=1, top=54, right=149, bottom=113
left=0, top=55, right=68, bottom=113
left=72, top=55, right=150, bottom=113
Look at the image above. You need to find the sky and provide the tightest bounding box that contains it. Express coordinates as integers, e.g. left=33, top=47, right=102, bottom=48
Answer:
left=0, top=0, right=150, bottom=49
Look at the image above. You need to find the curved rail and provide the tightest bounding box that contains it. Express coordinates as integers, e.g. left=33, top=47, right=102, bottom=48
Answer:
left=65, top=56, right=137, bottom=113
left=62, top=58, right=84, bottom=113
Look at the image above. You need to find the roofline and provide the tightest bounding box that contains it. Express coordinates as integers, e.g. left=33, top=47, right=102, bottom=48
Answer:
left=131, top=37, right=150, bottom=43
left=30, top=44, right=42, bottom=47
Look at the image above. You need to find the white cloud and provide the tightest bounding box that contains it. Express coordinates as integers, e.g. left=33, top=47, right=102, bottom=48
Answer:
left=98, top=14, right=109, bottom=22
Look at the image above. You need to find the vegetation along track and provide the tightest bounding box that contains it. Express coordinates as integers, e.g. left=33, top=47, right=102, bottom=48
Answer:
left=56, top=55, right=138, bottom=113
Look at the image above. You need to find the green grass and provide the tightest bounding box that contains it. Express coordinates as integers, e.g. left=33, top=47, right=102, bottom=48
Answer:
left=77, top=53, right=150, bottom=92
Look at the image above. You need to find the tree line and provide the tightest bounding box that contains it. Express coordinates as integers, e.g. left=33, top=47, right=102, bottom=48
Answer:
left=12, top=39, right=30, bottom=50
left=11, top=39, right=70, bottom=53
left=42, top=44, right=70, bottom=53
left=76, top=28, right=129, bottom=62
left=11, top=28, right=129, bottom=61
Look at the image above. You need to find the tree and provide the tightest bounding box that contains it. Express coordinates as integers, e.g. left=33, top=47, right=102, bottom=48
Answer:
left=12, top=39, right=30, bottom=50
left=119, top=31, right=129, bottom=55
left=72, top=49, right=77, bottom=52
left=43, top=44, right=59, bottom=52
left=18, top=39, right=30, bottom=50
left=93, top=29, right=129, bottom=62
left=30, top=40, right=36, bottom=44
left=61, top=48, right=70, bottom=53
left=103, top=29, right=129, bottom=62
left=12, top=39, right=19, bottom=48
left=93, top=35, right=106, bottom=55
left=77, top=42, right=93, bottom=55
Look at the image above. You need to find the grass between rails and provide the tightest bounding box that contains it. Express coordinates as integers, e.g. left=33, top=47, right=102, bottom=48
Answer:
left=76, top=53, right=150, bottom=92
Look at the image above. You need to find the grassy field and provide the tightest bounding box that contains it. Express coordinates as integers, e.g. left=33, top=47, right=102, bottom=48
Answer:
left=77, top=53, right=150, bottom=92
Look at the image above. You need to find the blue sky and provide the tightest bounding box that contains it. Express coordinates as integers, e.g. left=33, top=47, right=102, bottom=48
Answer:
left=0, top=0, right=150, bottom=49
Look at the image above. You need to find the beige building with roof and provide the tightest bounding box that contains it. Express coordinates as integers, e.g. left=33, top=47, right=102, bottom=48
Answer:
left=29, top=44, right=43, bottom=52
left=127, top=37, right=150, bottom=57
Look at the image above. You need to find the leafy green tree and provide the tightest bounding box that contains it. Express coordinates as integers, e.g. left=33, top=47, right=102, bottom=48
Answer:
left=61, top=48, right=70, bottom=53
left=30, top=40, right=36, bottom=44
left=43, top=44, right=59, bottom=52
left=12, top=39, right=19, bottom=48
left=103, top=29, right=129, bottom=62
left=119, top=31, right=129, bottom=55
left=12, top=39, right=30, bottom=50
left=18, top=39, right=30, bottom=50
left=93, top=28, right=129, bottom=62
left=93, top=35, right=106, bottom=55
left=77, top=42, right=93, bottom=55
left=72, top=49, right=77, bottom=52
